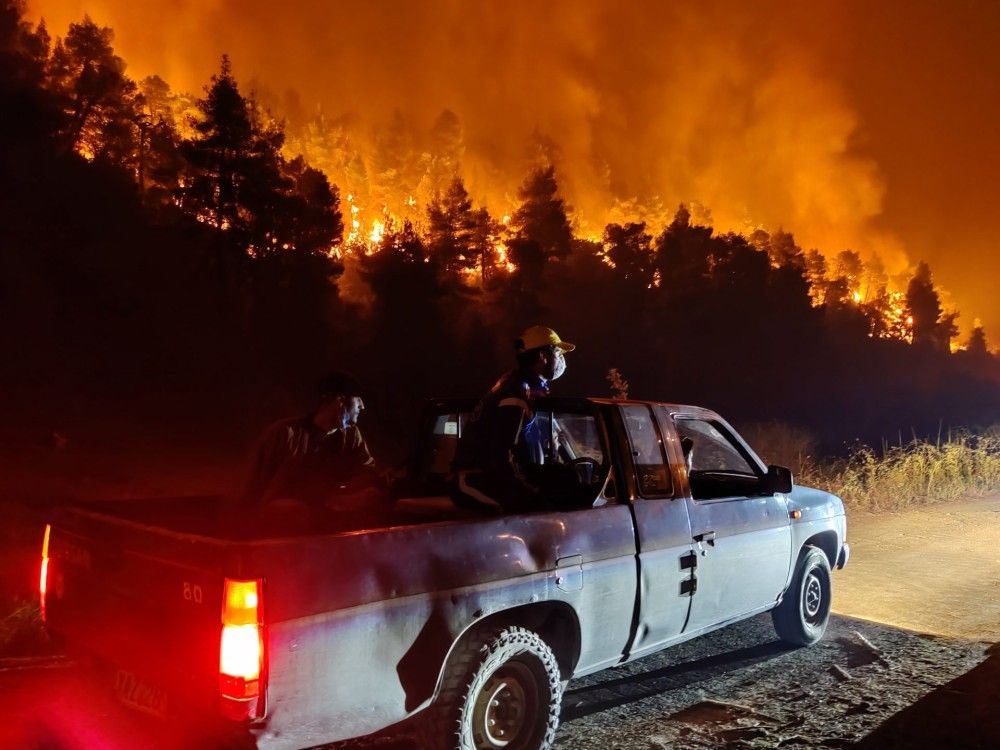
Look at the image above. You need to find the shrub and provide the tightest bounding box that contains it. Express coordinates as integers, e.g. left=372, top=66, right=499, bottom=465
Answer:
left=801, top=429, right=1000, bottom=510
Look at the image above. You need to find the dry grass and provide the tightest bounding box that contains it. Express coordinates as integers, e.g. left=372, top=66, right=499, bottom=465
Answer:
left=801, top=431, right=1000, bottom=511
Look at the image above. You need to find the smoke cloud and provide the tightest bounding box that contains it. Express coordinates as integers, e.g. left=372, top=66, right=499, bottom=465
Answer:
left=28, top=0, right=999, bottom=331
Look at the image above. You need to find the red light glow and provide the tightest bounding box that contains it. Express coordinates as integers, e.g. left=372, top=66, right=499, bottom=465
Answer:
left=39, top=524, right=51, bottom=622
left=219, top=578, right=264, bottom=705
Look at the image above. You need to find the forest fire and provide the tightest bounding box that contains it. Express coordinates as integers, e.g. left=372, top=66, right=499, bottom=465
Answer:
left=3, top=0, right=997, bottom=465
left=22, top=0, right=1000, bottom=343
left=51, top=12, right=931, bottom=340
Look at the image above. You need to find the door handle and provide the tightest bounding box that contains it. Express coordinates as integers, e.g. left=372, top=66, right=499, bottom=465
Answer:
left=693, top=531, right=716, bottom=546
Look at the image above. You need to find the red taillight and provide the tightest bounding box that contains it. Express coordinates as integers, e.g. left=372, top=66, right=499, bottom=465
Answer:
left=219, top=578, right=265, bottom=719
left=39, top=524, right=51, bottom=622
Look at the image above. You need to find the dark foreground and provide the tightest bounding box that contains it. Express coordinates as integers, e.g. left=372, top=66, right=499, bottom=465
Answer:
left=0, top=614, right=995, bottom=750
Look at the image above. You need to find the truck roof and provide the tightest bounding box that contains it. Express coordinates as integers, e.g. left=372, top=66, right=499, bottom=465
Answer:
left=434, top=396, right=720, bottom=418
left=585, top=397, right=720, bottom=418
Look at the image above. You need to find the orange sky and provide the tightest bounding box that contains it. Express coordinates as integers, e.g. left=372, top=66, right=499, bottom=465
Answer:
left=27, top=0, right=1000, bottom=340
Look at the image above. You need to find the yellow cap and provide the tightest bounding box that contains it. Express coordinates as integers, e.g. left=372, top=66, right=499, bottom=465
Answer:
left=517, top=326, right=576, bottom=353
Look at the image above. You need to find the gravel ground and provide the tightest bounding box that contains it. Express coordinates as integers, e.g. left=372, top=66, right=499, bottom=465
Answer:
left=320, top=610, right=988, bottom=750
left=555, top=613, right=987, bottom=750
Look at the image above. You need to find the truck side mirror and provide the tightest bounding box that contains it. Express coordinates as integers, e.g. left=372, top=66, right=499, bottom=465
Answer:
left=761, top=464, right=793, bottom=494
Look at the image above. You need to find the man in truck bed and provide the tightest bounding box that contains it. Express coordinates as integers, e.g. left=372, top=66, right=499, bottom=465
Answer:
left=452, top=325, right=576, bottom=513
left=240, top=371, right=382, bottom=518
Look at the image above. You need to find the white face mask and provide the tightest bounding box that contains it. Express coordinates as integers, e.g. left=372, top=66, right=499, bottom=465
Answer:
left=550, top=351, right=567, bottom=381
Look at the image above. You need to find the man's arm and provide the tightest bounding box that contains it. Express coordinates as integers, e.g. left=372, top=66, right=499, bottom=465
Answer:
left=349, top=426, right=376, bottom=468
left=488, top=400, right=543, bottom=505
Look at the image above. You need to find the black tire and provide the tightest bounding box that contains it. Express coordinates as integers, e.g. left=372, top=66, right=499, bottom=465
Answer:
left=772, top=545, right=832, bottom=646
left=420, top=625, right=563, bottom=750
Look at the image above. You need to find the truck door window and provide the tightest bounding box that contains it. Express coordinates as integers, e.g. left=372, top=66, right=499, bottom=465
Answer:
left=531, top=410, right=611, bottom=507
left=674, top=418, right=759, bottom=499
left=620, top=405, right=673, bottom=498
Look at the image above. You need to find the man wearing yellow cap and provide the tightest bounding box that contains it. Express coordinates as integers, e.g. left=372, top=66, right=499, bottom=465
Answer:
left=452, top=326, right=576, bottom=513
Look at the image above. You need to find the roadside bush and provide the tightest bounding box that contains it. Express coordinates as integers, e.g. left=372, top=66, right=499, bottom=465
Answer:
left=802, top=429, right=1000, bottom=510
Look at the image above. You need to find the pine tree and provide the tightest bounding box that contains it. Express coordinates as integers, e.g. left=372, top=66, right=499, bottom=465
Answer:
left=654, top=204, right=713, bottom=291
left=966, top=325, right=989, bottom=357
left=0, top=1, right=61, bottom=146
left=48, top=16, right=141, bottom=163
left=134, top=75, right=185, bottom=201
left=906, top=261, right=957, bottom=352
left=603, top=222, right=653, bottom=286
left=179, top=56, right=287, bottom=257
left=427, top=177, right=477, bottom=274
left=511, top=165, right=572, bottom=261
left=277, top=156, right=344, bottom=256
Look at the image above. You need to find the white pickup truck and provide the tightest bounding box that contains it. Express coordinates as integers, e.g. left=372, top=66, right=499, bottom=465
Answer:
left=42, top=397, right=849, bottom=749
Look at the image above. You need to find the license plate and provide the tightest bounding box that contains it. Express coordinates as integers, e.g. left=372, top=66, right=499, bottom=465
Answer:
left=113, top=669, right=170, bottom=718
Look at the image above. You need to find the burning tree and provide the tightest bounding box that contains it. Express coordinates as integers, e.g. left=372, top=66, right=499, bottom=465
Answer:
left=177, top=56, right=342, bottom=263
left=907, top=261, right=958, bottom=352
left=48, top=16, right=141, bottom=162
left=511, top=165, right=573, bottom=263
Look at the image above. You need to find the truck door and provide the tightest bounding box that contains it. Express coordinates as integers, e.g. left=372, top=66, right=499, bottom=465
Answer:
left=667, top=413, right=792, bottom=633
left=617, top=404, right=696, bottom=658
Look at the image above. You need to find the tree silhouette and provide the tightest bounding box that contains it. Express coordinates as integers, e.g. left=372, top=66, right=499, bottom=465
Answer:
left=654, top=204, right=713, bottom=293
left=0, top=1, right=60, bottom=147
left=427, top=177, right=477, bottom=274
left=966, top=325, right=989, bottom=357
left=134, top=75, right=186, bottom=201
left=277, top=155, right=344, bottom=256
left=768, top=229, right=806, bottom=272
left=179, top=56, right=295, bottom=262
left=907, top=261, right=957, bottom=352
left=48, top=16, right=140, bottom=162
left=511, top=165, right=572, bottom=262
left=603, top=222, right=654, bottom=287
left=179, top=56, right=253, bottom=233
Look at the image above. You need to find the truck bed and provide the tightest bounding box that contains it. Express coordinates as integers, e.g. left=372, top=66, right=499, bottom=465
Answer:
left=44, top=494, right=640, bottom=746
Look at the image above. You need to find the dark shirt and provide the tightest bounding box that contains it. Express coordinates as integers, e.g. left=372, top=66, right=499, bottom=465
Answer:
left=455, top=368, right=550, bottom=499
left=241, top=415, right=375, bottom=506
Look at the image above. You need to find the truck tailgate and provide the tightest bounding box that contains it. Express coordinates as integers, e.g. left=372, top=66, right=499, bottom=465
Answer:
left=45, top=506, right=230, bottom=717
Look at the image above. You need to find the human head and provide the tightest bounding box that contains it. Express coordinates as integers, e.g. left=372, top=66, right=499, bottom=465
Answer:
left=514, top=326, right=575, bottom=381
left=316, top=371, right=365, bottom=429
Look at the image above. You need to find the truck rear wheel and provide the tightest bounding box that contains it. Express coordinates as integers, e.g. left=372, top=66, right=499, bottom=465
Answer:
left=423, top=625, right=562, bottom=750
left=772, top=545, right=832, bottom=646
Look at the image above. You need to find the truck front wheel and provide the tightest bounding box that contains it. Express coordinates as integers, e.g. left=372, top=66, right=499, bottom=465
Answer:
left=425, top=625, right=563, bottom=750
left=772, top=545, right=832, bottom=646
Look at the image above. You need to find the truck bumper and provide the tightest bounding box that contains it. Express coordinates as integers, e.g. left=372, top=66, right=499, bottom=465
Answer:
left=836, top=542, right=850, bottom=570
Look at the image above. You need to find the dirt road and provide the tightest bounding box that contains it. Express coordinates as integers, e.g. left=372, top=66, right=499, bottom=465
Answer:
left=833, top=494, right=1000, bottom=642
